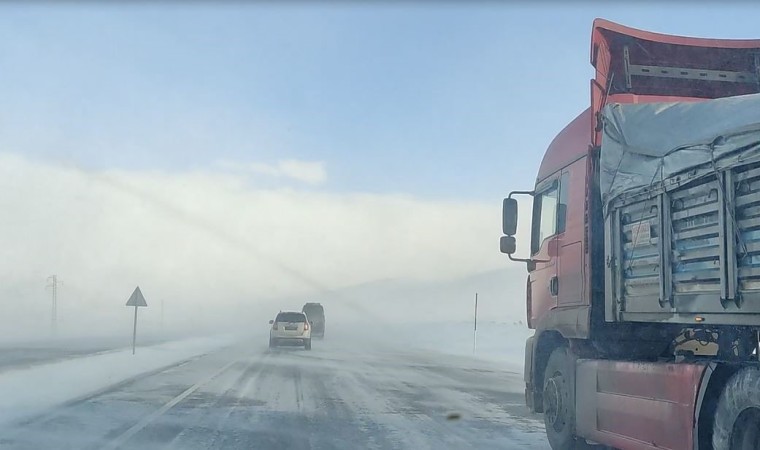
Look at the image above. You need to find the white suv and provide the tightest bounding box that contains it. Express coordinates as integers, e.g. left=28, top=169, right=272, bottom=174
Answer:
left=269, top=311, right=312, bottom=350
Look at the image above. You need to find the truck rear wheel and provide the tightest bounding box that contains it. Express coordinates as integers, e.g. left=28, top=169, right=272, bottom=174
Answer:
left=713, top=367, right=760, bottom=450
left=543, top=347, right=579, bottom=450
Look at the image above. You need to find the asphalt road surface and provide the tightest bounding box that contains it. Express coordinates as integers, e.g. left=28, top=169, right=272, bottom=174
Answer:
left=0, top=334, right=549, bottom=450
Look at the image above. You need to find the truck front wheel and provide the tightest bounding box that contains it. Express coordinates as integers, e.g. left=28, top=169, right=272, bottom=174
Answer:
left=543, top=347, right=579, bottom=450
left=713, top=367, right=760, bottom=450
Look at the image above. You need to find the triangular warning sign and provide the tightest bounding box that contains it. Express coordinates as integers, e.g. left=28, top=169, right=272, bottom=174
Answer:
left=126, top=286, right=148, bottom=307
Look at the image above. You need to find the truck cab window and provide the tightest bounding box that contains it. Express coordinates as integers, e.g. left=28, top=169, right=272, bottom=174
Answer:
left=557, top=171, right=570, bottom=233
left=531, top=185, right=559, bottom=255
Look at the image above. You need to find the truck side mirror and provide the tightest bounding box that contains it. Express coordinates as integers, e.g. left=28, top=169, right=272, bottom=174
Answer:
left=500, top=236, right=517, bottom=255
left=503, top=198, right=518, bottom=236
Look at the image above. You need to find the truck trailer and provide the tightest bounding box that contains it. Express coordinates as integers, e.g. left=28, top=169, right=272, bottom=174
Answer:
left=500, top=19, right=760, bottom=450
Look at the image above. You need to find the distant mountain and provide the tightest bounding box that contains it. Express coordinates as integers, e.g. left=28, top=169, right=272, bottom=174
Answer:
left=218, top=264, right=529, bottom=334
left=320, top=266, right=529, bottom=325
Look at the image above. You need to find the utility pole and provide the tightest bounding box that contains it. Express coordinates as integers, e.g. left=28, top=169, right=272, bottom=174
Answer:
left=46, top=275, right=63, bottom=333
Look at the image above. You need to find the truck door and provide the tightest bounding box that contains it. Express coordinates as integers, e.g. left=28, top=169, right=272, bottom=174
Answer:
left=529, top=177, right=561, bottom=323
left=557, top=164, right=585, bottom=307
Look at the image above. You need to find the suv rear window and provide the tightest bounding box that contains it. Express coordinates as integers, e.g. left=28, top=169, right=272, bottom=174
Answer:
left=276, top=312, right=306, bottom=323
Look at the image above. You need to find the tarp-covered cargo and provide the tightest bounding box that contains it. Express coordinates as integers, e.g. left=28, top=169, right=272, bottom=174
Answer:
left=600, top=93, right=760, bottom=213
left=601, top=93, right=760, bottom=326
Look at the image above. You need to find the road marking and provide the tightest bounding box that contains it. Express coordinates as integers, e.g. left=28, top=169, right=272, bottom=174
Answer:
left=102, top=358, right=240, bottom=450
left=194, top=355, right=271, bottom=449
left=163, top=353, right=270, bottom=449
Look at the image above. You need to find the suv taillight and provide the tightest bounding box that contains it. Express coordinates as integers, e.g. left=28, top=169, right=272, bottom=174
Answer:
left=304, top=322, right=310, bottom=331
left=272, top=323, right=278, bottom=330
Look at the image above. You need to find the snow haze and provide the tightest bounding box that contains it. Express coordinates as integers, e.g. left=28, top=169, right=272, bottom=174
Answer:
left=0, top=152, right=531, bottom=342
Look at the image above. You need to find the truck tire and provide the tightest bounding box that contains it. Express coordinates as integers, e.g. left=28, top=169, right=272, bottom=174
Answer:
left=269, top=338, right=276, bottom=349
left=304, top=339, right=312, bottom=350
left=712, top=367, right=760, bottom=450
left=543, top=347, right=580, bottom=450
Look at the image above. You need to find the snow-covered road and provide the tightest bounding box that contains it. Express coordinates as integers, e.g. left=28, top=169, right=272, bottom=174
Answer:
left=0, top=327, right=549, bottom=450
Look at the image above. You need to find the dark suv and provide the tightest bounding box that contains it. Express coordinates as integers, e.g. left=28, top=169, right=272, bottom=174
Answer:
left=302, top=303, right=325, bottom=338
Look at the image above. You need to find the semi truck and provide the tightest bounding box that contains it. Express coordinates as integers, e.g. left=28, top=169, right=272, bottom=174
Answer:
left=500, top=19, right=760, bottom=450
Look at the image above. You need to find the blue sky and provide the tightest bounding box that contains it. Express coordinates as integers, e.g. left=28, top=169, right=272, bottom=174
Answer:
left=2, top=3, right=760, bottom=201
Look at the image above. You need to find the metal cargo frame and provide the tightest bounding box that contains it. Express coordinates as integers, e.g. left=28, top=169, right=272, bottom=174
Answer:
left=605, top=163, right=760, bottom=325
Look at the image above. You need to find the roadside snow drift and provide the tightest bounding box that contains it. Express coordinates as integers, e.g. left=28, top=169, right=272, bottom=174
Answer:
left=0, top=335, right=233, bottom=425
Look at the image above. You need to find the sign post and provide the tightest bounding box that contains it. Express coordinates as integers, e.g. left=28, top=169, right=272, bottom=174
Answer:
left=125, top=286, right=148, bottom=355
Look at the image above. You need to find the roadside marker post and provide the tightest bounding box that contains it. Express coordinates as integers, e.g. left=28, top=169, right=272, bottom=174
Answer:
left=473, top=293, right=478, bottom=354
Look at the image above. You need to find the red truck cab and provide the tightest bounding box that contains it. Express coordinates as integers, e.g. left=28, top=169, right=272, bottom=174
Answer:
left=501, top=19, right=760, bottom=450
